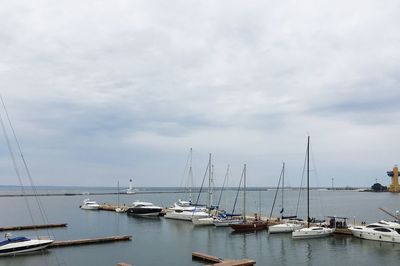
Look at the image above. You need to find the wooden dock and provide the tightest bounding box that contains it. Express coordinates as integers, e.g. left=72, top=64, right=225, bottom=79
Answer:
left=0, top=223, right=67, bottom=231
left=49, top=235, right=132, bottom=248
left=192, top=252, right=256, bottom=266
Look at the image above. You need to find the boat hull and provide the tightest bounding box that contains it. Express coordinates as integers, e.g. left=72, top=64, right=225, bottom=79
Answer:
left=350, top=227, right=400, bottom=243
left=230, top=221, right=268, bottom=232
left=292, top=227, right=334, bottom=239
left=269, top=223, right=303, bottom=233
left=214, top=219, right=243, bottom=227
left=192, top=217, right=214, bottom=226
left=0, top=239, right=54, bottom=256
left=164, top=211, right=209, bottom=221
left=127, top=207, right=163, bottom=217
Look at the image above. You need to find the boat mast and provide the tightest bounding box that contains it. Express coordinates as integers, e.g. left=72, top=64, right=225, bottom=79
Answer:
left=208, top=153, right=212, bottom=210
left=189, top=148, right=193, bottom=202
left=307, top=136, right=310, bottom=228
left=282, top=162, right=285, bottom=217
left=244, top=163, right=247, bottom=222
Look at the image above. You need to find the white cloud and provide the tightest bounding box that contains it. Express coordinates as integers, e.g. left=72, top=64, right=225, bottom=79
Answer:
left=0, top=0, right=399, bottom=186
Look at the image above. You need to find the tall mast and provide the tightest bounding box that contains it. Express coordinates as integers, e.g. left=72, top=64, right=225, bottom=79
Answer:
left=307, top=136, right=310, bottom=228
left=189, top=148, right=193, bottom=202
left=208, top=153, right=212, bottom=209
left=243, top=164, right=247, bottom=222
left=282, top=162, right=285, bottom=216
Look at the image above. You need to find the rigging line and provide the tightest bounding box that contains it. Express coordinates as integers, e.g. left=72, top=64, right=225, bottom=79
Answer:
left=217, top=164, right=230, bottom=210
left=295, top=142, right=308, bottom=217
left=0, top=97, right=50, bottom=226
left=269, top=164, right=283, bottom=219
left=231, top=166, right=244, bottom=215
left=309, top=140, right=325, bottom=218
left=0, top=97, right=62, bottom=266
left=192, top=158, right=209, bottom=217
left=0, top=110, right=38, bottom=232
left=179, top=148, right=191, bottom=190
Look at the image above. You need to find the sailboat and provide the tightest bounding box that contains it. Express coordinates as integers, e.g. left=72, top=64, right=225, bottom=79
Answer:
left=213, top=165, right=243, bottom=227
left=269, top=162, right=303, bottom=233
left=292, top=136, right=334, bottom=239
left=229, top=164, right=268, bottom=232
left=192, top=154, right=217, bottom=226
left=165, top=150, right=209, bottom=221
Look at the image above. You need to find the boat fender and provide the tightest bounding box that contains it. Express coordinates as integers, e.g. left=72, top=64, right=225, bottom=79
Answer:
left=254, top=224, right=256, bottom=228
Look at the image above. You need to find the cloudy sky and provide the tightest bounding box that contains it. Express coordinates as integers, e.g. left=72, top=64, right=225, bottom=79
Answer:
left=0, top=0, right=399, bottom=187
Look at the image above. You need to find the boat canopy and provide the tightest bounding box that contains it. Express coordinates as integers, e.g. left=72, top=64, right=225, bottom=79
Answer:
left=0, top=237, right=30, bottom=246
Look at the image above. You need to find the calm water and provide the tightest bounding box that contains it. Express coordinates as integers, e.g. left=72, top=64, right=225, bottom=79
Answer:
left=1, top=188, right=400, bottom=266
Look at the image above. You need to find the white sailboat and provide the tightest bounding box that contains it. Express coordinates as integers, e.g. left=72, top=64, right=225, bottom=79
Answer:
left=292, top=136, right=334, bottom=239
left=269, top=162, right=303, bottom=233
left=192, top=154, right=217, bottom=226
left=165, top=149, right=209, bottom=221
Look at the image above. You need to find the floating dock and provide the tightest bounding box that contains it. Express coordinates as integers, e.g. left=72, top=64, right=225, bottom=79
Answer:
left=0, top=223, right=67, bottom=231
left=192, top=252, right=256, bottom=265
left=49, top=235, right=132, bottom=248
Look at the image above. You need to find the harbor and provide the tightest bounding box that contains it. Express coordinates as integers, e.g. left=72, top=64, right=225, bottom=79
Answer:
left=1, top=187, right=400, bottom=265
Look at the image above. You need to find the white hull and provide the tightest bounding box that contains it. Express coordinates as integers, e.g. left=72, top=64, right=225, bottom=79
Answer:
left=80, top=199, right=100, bottom=210
left=292, top=227, right=334, bottom=239
left=269, top=223, right=303, bottom=233
left=213, top=219, right=243, bottom=227
left=192, top=217, right=214, bottom=226
left=0, top=239, right=54, bottom=256
left=164, top=211, right=209, bottom=221
left=350, top=226, right=400, bottom=243
left=80, top=205, right=99, bottom=210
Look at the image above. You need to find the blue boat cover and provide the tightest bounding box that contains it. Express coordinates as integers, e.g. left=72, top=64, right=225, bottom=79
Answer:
left=0, top=237, right=30, bottom=247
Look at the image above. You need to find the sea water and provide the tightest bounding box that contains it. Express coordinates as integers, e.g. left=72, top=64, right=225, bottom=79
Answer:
left=0, top=188, right=400, bottom=266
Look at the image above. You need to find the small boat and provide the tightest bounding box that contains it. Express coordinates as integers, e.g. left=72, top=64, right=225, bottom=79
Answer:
left=80, top=199, right=100, bottom=210
left=0, top=234, right=54, bottom=256
left=292, top=136, right=334, bottom=239
left=127, top=201, right=163, bottom=217
left=230, top=164, right=268, bottom=232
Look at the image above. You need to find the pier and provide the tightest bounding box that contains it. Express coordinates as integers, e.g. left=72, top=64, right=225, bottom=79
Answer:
left=192, top=252, right=256, bottom=265
left=0, top=223, right=67, bottom=231
left=49, top=235, right=132, bottom=248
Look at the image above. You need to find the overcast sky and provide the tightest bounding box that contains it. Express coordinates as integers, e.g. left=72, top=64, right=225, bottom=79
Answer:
left=0, top=0, right=399, bottom=187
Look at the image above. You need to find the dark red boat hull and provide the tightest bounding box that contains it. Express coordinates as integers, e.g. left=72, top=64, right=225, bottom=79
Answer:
left=230, top=221, right=268, bottom=232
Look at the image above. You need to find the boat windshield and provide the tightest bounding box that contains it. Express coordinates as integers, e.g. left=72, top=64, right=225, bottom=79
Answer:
left=0, top=237, right=30, bottom=246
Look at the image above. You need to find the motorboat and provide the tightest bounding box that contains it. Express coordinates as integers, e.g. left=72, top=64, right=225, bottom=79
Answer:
left=164, top=208, right=209, bottom=221
left=269, top=220, right=304, bottom=233
left=213, top=218, right=243, bottom=227
left=126, top=201, right=163, bottom=217
left=0, top=235, right=54, bottom=256
left=80, top=199, right=100, bottom=210
left=164, top=199, right=209, bottom=221
left=292, top=226, right=334, bottom=239
left=213, top=213, right=243, bottom=227
left=350, top=224, right=400, bottom=243
left=192, top=217, right=214, bottom=226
